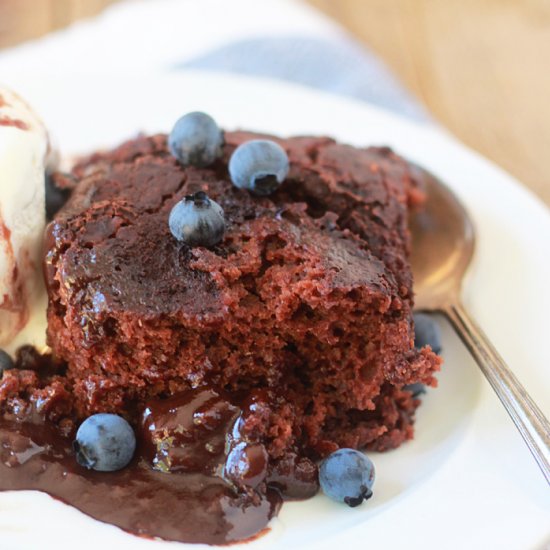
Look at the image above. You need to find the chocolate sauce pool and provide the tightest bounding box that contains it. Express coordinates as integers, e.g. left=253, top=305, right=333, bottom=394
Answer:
left=0, top=369, right=319, bottom=545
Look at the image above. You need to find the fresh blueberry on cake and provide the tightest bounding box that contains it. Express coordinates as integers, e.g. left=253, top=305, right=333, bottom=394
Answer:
left=229, top=138, right=289, bottom=195
left=169, top=111, right=224, bottom=167
left=169, top=191, right=225, bottom=246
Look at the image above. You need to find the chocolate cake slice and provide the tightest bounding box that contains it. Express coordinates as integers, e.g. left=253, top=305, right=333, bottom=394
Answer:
left=43, top=131, right=441, bottom=458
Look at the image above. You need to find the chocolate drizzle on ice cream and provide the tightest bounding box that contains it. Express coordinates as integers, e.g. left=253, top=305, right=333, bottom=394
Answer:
left=0, top=88, right=52, bottom=344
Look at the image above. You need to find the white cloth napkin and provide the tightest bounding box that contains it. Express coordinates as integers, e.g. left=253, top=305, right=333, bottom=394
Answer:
left=0, top=0, right=427, bottom=121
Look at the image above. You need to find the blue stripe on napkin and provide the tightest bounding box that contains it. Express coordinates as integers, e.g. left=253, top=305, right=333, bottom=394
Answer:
left=179, top=36, right=428, bottom=121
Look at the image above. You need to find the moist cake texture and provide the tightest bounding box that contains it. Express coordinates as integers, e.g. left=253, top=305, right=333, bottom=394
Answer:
left=38, top=131, right=440, bottom=458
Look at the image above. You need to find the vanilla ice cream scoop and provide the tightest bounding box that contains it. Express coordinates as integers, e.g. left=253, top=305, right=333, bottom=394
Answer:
left=0, top=88, right=51, bottom=345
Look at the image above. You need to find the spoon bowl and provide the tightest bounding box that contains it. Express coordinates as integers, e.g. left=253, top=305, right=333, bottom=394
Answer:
left=409, top=168, right=550, bottom=484
left=410, top=170, right=475, bottom=311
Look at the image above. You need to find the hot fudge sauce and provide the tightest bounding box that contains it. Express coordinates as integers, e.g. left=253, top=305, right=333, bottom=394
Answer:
left=0, top=350, right=320, bottom=545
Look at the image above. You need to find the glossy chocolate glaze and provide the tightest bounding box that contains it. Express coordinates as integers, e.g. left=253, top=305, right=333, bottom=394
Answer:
left=0, top=383, right=290, bottom=545
left=0, top=348, right=323, bottom=545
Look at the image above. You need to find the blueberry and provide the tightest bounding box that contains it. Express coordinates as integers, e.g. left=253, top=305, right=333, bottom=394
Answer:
left=319, top=448, right=375, bottom=507
left=229, top=139, right=289, bottom=196
left=0, top=349, right=15, bottom=373
left=73, top=413, right=136, bottom=472
left=404, top=314, right=442, bottom=397
left=403, top=382, right=426, bottom=398
left=45, top=173, right=72, bottom=220
left=168, top=112, right=223, bottom=167
left=413, top=312, right=442, bottom=354
left=169, top=191, right=225, bottom=247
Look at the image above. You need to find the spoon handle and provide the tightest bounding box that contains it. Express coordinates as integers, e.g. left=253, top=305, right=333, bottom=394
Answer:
left=444, top=302, right=550, bottom=484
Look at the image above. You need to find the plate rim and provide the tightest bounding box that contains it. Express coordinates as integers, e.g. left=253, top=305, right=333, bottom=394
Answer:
left=1, top=70, right=549, bottom=550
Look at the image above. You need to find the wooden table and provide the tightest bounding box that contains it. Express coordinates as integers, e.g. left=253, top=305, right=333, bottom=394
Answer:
left=310, top=0, right=550, bottom=207
left=1, top=0, right=549, bottom=207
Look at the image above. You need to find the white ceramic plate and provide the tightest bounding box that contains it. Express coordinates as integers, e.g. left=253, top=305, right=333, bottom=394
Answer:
left=1, top=72, right=549, bottom=550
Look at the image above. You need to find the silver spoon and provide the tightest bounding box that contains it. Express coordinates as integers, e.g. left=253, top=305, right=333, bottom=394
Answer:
left=410, top=169, right=550, bottom=484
